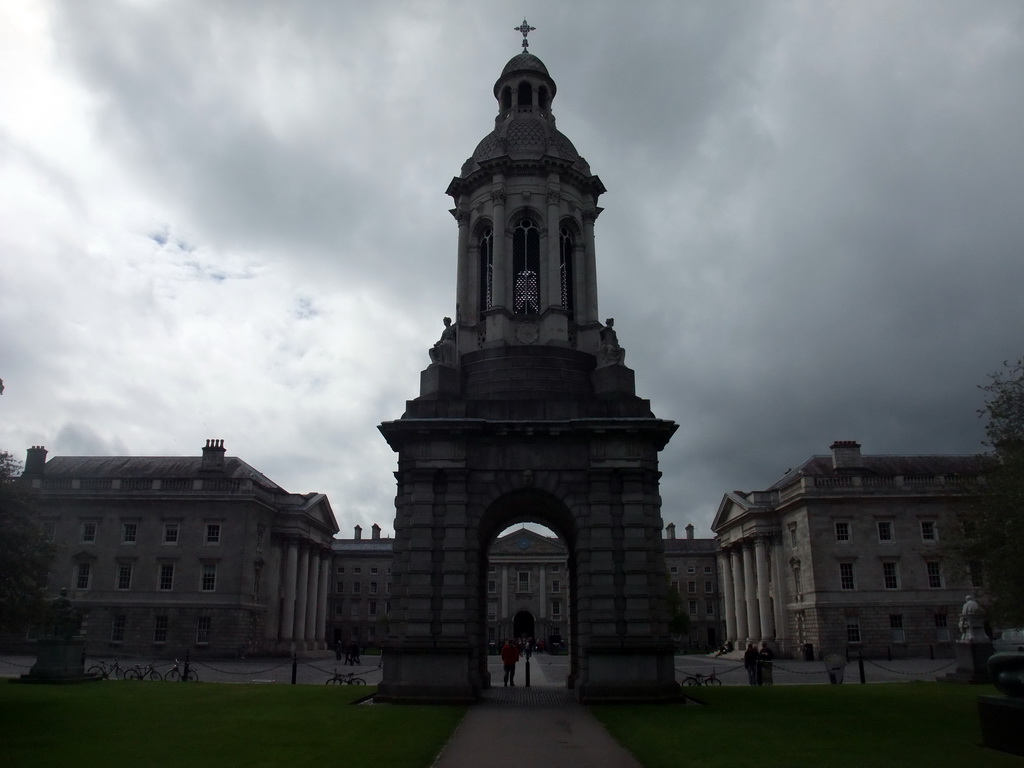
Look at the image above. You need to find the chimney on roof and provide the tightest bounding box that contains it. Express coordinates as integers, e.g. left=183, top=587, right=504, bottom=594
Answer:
left=200, top=439, right=226, bottom=473
left=354, top=525, right=362, bottom=540
left=830, top=440, right=863, bottom=470
left=665, top=523, right=676, bottom=540
left=371, top=524, right=381, bottom=540
left=685, top=523, right=695, bottom=540
left=24, top=446, right=47, bottom=477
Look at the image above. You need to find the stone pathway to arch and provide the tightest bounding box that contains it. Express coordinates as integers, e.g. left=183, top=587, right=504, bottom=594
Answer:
left=431, top=656, right=643, bottom=768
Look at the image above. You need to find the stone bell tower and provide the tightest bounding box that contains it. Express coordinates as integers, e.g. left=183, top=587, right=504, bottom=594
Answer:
left=378, top=22, right=679, bottom=704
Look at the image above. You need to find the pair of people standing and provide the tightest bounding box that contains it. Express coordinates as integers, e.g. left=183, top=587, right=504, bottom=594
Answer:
left=744, top=641, right=774, bottom=685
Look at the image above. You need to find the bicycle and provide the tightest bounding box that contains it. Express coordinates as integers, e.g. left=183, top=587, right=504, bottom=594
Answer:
left=125, top=662, right=163, bottom=681
left=681, top=669, right=722, bottom=686
left=164, top=658, right=199, bottom=682
left=325, top=669, right=365, bottom=685
left=86, top=658, right=128, bottom=680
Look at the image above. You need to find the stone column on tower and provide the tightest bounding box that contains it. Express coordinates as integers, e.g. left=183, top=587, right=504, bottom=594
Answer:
left=754, top=536, right=772, bottom=641
left=294, top=544, right=310, bottom=642
left=731, top=547, right=747, bottom=643
left=742, top=541, right=760, bottom=641
left=720, top=550, right=736, bottom=643
left=281, top=539, right=299, bottom=642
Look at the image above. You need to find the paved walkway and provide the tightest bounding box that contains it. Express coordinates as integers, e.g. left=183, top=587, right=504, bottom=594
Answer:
left=432, top=658, right=642, bottom=768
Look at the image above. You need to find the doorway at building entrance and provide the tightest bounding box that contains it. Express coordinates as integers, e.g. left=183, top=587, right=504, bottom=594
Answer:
left=513, top=610, right=535, bottom=639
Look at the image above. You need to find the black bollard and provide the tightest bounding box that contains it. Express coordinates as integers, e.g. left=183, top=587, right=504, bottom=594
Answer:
left=291, top=651, right=298, bottom=685
left=182, top=652, right=191, bottom=682
left=525, top=657, right=531, bottom=688
left=858, top=653, right=865, bottom=684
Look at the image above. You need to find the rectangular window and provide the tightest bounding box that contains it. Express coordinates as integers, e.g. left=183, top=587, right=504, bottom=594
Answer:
left=688, top=600, right=697, bottom=615
left=882, top=562, right=900, bottom=590
left=669, top=566, right=678, bottom=575
left=877, top=521, right=893, bottom=542
left=256, top=527, right=264, bottom=552
left=205, top=524, right=221, bottom=544
left=518, top=571, right=529, bottom=591
left=370, top=567, right=378, bottom=575
left=352, top=582, right=361, bottom=594
left=687, top=581, right=696, bottom=593
left=846, top=618, right=861, bottom=643
left=935, top=613, right=950, bottom=642
left=839, top=563, right=856, bottom=590
left=122, top=522, right=138, bottom=544
left=671, top=581, right=679, bottom=593
left=82, top=521, right=97, bottom=543
left=159, top=563, right=174, bottom=591
left=551, top=599, right=561, bottom=618
left=889, top=614, right=905, bottom=643
left=789, top=525, right=798, bottom=548
left=369, top=582, right=378, bottom=594
left=487, top=579, right=496, bottom=593
left=704, top=580, right=713, bottom=594
left=117, top=564, right=133, bottom=590
left=687, top=566, right=696, bottom=575
left=551, top=565, right=559, bottom=573
left=920, top=521, right=937, bottom=541
left=335, top=604, right=345, bottom=615
left=926, top=561, right=943, bottom=589
left=163, top=523, right=179, bottom=544
left=835, top=521, right=850, bottom=541
left=552, top=579, right=561, bottom=593
left=336, top=581, right=345, bottom=593
left=353, top=567, right=362, bottom=575
left=111, top=615, right=125, bottom=643
left=76, top=563, right=91, bottom=589
left=368, top=600, right=377, bottom=616
left=705, top=599, right=715, bottom=615
left=154, top=615, right=168, bottom=643
left=196, top=616, right=211, bottom=645
left=337, top=566, right=345, bottom=574
left=201, top=564, right=217, bottom=592
left=350, top=604, right=360, bottom=620
left=704, top=565, right=713, bottom=575
left=488, top=564, right=496, bottom=573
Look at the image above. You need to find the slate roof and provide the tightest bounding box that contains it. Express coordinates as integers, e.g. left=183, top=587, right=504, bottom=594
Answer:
left=765, top=453, right=987, bottom=492
left=663, top=538, right=718, bottom=555
left=41, top=455, right=282, bottom=489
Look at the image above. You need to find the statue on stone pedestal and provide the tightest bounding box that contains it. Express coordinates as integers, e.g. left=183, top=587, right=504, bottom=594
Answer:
left=429, top=317, right=457, bottom=367
left=598, top=318, right=625, bottom=367
left=49, top=588, right=82, bottom=640
left=958, top=594, right=988, bottom=642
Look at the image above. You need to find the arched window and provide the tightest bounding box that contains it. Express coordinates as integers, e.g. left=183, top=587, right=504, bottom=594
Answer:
left=501, top=86, right=512, bottom=112
left=518, top=81, right=533, bottom=107
left=538, top=86, right=550, bottom=112
left=513, top=218, right=540, bottom=315
left=559, top=226, right=574, bottom=317
left=479, top=227, right=493, bottom=318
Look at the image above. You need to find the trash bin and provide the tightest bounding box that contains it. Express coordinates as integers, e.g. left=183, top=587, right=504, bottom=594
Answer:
left=802, top=643, right=814, bottom=661
left=758, top=660, right=774, bottom=686
left=823, top=654, right=846, bottom=684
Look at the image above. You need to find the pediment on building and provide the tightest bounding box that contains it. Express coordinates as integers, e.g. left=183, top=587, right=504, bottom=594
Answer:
left=710, top=492, right=752, bottom=533
left=490, top=528, right=566, bottom=556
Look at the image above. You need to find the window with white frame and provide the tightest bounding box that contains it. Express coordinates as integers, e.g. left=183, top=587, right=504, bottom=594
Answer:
left=205, top=523, right=221, bottom=545
left=163, top=522, right=179, bottom=544
left=159, top=563, right=174, bottom=591
left=122, top=522, right=138, bottom=544
left=256, top=526, right=264, bottom=552
left=552, top=579, right=561, bottom=593
left=201, top=563, right=217, bottom=592
left=926, top=561, right=943, bottom=589
left=934, top=613, right=950, bottom=642
left=688, top=600, right=697, bottom=615
left=336, top=581, right=345, bottom=593
left=368, top=600, right=377, bottom=617
left=111, top=614, right=125, bottom=643
left=196, top=616, right=211, bottom=644
left=704, top=580, right=713, bottom=594
left=518, top=571, right=530, bottom=591
left=789, top=524, right=798, bottom=548
left=835, top=521, right=851, bottom=542
left=369, top=581, right=378, bottom=594
left=882, top=561, right=900, bottom=590
left=671, top=580, right=679, bottom=592
left=352, top=582, right=361, bottom=594
left=551, top=599, right=561, bottom=618
left=839, top=562, right=856, bottom=590
left=669, top=566, right=678, bottom=575
left=371, top=567, right=378, bottom=575
left=687, top=581, right=696, bottom=593
left=877, top=521, right=893, bottom=542
left=846, top=618, right=861, bottom=643
left=704, top=565, right=713, bottom=574
left=705, top=599, right=715, bottom=615
left=353, top=567, right=362, bottom=574
left=81, top=521, right=97, bottom=543
left=920, top=520, right=937, bottom=542
left=116, top=563, right=133, bottom=590
left=154, top=615, right=168, bottom=643
left=687, top=565, right=696, bottom=575
left=889, top=614, right=905, bottom=643
left=334, top=604, right=345, bottom=615
left=76, top=562, right=91, bottom=589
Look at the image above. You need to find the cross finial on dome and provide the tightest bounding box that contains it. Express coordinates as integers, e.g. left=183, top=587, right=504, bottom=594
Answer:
left=514, top=18, right=536, bottom=50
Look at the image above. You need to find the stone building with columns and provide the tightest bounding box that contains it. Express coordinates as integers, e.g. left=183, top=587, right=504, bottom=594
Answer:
left=10, top=441, right=338, bottom=657
left=663, top=523, right=724, bottom=651
left=712, top=440, right=986, bottom=659
left=328, top=524, right=394, bottom=648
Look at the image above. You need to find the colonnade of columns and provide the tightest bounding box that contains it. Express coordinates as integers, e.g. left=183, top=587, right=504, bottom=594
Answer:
left=718, top=535, right=788, bottom=646
left=278, top=537, right=332, bottom=648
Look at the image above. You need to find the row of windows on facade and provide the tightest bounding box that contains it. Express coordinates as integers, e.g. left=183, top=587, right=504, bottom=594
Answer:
left=81, top=614, right=215, bottom=645
left=669, top=564, right=714, bottom=576
left=671, top=580, right=716, bottom=595
left=68, top=520, right=261, bottom=549
left=72, top=561, right=255, bottom=594
left=333, top=600, right=389, bottom=619
left=827, top=560, right=948, bottom=591
left=486, top=599, right=563, bottom=620
left=824, top=519, right=938, bottom=545
left=843, top=613, right=953, bottom=644
left=486, top=575, right=563, bottom=593
left=336, top=581, right=390, bottom=595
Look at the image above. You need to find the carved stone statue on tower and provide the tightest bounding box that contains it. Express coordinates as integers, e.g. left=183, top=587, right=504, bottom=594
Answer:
left=428, top=317, right=457, bottom=367
left=598, top=318, right=625, bottom=367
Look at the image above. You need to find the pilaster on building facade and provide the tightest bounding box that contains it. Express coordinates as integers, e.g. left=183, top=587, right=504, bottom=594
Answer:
left=712, top=440, right=987, bottom=659
left=11, top=441, right=338, bottom=658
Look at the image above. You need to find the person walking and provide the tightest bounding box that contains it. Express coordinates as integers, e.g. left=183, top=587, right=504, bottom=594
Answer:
left=757, top=641, right=774, bottom=686
left=500, top=639, right=520, bottom=687
left=744, top=643, right=759, bottom=686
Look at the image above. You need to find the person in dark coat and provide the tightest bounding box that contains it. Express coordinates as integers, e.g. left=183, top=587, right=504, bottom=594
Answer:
left=744, top=643, right=759, bottom=686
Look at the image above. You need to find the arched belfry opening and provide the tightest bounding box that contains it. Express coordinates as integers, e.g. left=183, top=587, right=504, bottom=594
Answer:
left=378, top=25, right=678, bottom=704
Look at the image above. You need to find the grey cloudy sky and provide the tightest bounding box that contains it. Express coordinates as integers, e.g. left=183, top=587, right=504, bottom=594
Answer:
left=2, top=1, right=1022, bottom=538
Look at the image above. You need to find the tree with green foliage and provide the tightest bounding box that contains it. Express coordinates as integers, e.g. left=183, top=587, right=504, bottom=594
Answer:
left=664, top=575, right=691, bottom=640
left=0, top=451, right=56, bottom=631
left=947, top=358, right=1024, bottom=625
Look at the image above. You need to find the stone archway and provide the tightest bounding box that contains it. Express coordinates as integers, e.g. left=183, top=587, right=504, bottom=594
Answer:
left=512, top=611, right=535, bottom=639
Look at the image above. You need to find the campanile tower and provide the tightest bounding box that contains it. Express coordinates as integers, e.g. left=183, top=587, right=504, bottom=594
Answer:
left=378, top=23, right=679, bottom=703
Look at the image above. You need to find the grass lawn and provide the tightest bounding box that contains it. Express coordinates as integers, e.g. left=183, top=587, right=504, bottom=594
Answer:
left=0, top=681, right=465, bottom=768
left=592, top=682, right=1020, bottom=768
